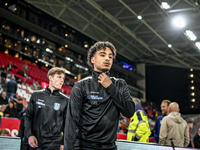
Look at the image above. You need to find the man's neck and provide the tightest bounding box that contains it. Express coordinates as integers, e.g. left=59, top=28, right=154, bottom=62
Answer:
left=48, top=86, right=56, bottom=93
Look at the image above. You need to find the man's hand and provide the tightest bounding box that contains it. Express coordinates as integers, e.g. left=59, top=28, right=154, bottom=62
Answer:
left=28, top=136, right=38, bottom=148
left=98, top=73, right=112, bottom=88
left=60, top=145, right=64, bottom=150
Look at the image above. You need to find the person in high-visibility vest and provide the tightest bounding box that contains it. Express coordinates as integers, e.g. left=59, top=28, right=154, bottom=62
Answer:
left=127, top=98, right=151, bottom=143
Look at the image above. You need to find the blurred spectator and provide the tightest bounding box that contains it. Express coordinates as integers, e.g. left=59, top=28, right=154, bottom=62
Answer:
left=193, top=128, right=200, bottom=148
left=7, top=62, right=12, bottom=71
left=154, top=100, right=171, bottom=143
left=12, top=63, right=17, bottom=69
left=0, top=92, right=8, bottom=105
left=16, top=97, right=23, bottom=113
left=32, top=81, right=40, bottom=90
left=159, top=102, right=189, bottom=147
left=0, top=129, right=9, bottom=136
left=23, top=63, right=28, bottom=76
left=4, top=101, right=18, bottom=118
left=127, top=98, right=151, bottom=143
left=0, top=104, right=6, bottom=117
left=6, top=75, right=17, bottom=99
left=14, top=75, right=22, bottom=84
left=0, top=65, right=5, bottom=71
left=118, top=123, right=127, bottom=134
left=187, top=119, right=194, bottom=148
left=17, top=69, right=24, bottom=76
left=1, top=70, right=7, bottom=79
left=152, top=109, right=158, bottom=119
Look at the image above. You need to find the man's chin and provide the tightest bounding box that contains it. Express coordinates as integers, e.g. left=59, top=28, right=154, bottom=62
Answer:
left=101, top=68, right=110, bottom=73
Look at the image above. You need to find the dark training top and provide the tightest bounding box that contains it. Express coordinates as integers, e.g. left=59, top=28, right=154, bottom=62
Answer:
left=25, top=87, right=69, bottom=148
left=64, top=71, right=135, bottom=150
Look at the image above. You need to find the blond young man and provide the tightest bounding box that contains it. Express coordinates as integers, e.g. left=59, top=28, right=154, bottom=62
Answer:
left=25, top=67, right=69, bottom=150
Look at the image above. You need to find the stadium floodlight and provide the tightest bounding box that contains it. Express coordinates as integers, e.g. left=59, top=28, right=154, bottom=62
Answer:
left=185, top=30, right=197, bottom=41
left=161, top=2, right=170, bottom=9
left=168, top=44, right=172, bottom=48
left=137, top=15, right=142, bottom=20
left=172, top=16, right=185, bottom=28
left=195, top=42, right=200, bottom=50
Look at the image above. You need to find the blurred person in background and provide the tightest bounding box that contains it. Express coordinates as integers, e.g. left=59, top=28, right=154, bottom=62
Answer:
left=7, top=62, right=12, bottom=71
left=0, top=129, right=9, bottom=136
left=154, top=100, right=171, bottom=143
left=127, top=98, right=151, bottom=143
left=6, top=75, right=17, bottom=99
left=16, top=97, right=23, bottom=113
left=187, top=119, right=194, bottom=148
left=159, top=102, right=189, bottom=147
left=4, top=101, right=18, bottom=118
left=0, top=91, right=8, bottom=105
left=0, top=104, right=6, bottom=117
left=23, top=63, right=28, bottom=76
left=118, top=123, right=127, bottom=134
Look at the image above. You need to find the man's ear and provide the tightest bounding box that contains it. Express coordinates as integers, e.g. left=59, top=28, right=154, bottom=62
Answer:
left=91, top=57, right=94, bottom=64
left=49, top=75, right=52, bottom=81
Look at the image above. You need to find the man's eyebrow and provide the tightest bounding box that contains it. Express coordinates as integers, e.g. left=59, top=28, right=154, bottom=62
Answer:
left=99, top=52, right=113, bottom=56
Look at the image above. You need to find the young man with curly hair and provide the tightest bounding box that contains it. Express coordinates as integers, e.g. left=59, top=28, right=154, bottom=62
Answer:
left=64, top=41, right=135, bottom=150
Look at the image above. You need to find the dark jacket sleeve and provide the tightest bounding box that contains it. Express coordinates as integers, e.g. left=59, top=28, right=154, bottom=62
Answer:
left=25, top=93, right=35, bottom=139
left=105, top=79, right=135, bottom=118
left=64, top=82, right=83, bottom=150
left=18, top=113, right=25, bottom=138
left=154, top=118, right=159, bottom=143
left=61, top=98, right=68, bottom=145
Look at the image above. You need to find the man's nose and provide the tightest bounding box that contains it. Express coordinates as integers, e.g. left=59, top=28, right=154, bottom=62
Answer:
left=105, top=55, right=110, bottom=60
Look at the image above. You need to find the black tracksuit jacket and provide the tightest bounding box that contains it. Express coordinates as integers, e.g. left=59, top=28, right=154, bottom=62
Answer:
left=25, top=87, right=69, bottom=148
left=64, top=71, right=135, bottom=150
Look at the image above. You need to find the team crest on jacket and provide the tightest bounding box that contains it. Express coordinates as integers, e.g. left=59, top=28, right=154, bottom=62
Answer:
left=54, top=103, right=60, bottom=111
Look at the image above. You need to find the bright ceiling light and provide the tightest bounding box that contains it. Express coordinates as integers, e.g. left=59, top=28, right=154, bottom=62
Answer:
left=161, top=2, right=170, bottom=9
left=172, top=16, right=186, bottom=28
left=168, top=44, right=172, bottom=48
left=195, top=42, right=200, bottom=50
left=185, top=30, right=197, bottom=41
left=137, top=15, right=142, bottom=20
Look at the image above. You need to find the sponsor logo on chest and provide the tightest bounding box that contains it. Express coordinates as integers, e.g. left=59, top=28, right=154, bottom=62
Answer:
left=87, top=95, right=103, bottom=100
left=54, top=103, right=61, bottom=111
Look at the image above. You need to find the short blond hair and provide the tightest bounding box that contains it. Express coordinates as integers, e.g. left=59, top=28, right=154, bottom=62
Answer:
left=47, top=67, right=66, bottom=80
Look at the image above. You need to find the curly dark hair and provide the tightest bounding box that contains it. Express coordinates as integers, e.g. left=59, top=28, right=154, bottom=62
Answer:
left=87, top=41, right=117, bottom=69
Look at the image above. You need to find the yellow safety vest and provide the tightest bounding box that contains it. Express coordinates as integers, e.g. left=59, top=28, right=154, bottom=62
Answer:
left=127, top=109, right=151, bottom=143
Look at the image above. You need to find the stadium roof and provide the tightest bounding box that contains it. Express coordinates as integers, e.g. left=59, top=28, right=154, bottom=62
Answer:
left=25, top=0, right=200, bottom=70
